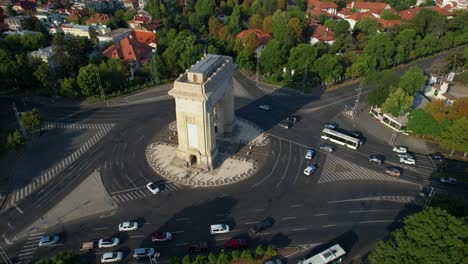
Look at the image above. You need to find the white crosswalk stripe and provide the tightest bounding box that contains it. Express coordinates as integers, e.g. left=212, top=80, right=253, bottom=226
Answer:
left=16, top=234, right=43, bottom=262
left=112, top=182, right=182, bottom=204
left=318, top=154, right=411, bottom=184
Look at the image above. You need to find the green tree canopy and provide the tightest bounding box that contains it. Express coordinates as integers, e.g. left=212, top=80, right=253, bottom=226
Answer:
left=77, top=64, right=99, bottom=96
left=398, top=67, right=426, bottom=95
left=369, top=207, right=468, bottom=264
left=407, top=109, right=442, bottom=136
left=98, top=58, right=128, bottom=93
left=366, top=70, right=399, bottom=106
left=313, top=54, right=343, bottom=84
left=381, top=87, right=413, bottom=116
left=259, top=39, right=288, bottom=74
left=60, top=77, right=80, bottom=97
left=33, top=62, right=54, bottom=95
left=364, top=33, right=395, bottom=71
left=37, top=252, right=81, bottom=264
left=7, top=130, right=25, bottom=150
left=21, top=109, right=43, bottom=133
left=288, top=44, right=317, bottom=72
left=438, top=117, right=468, bottom=153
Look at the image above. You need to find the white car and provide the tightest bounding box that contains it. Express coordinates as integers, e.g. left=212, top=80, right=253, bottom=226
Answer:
left=210, top=224, right=230, bottom=234
left=303, top=165, right=317, bottom=176
left=98, top=238, right=120, bottom=248
left=440, top=177, right=457, bottom=184
left=398, top=153, right=414, bottom=159
left=259, top=105, right=270, bottom=111
left=146, top=182, right=160, bottom=194
left=38, top=235, right=60, bottom=247
left=118, top=221, right=139, bottom=232
left=133, top=248, right=156, bottom=259
left=305, top=149, right=315, bottom=160
left=101, top=252, right=123, bottom=263
left=399, top=157, right=415, bottom=165
left=393, top=146, right=408, bottom=153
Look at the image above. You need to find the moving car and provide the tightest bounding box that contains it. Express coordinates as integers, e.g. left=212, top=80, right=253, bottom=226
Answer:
left=250, top=218, right=274, bottom=234
left=303, top=165, right=317, bottom=176
left=287, top=115, right=299, bottom=123
left=398, top=153, right=415, bottom=159
left=319, top=144, right=334, bottom=153
left=210, top=224, right=230, bottom=234
left=385, top=167, right=401, bottom=177
left=429, top=152, right=444, bottom=161
left=305, top=149, right=315, bottom=159
left=259, top=105, right=270, bottom=111
left=400, top=157, right=416, bottom=165
left=324, top=122, right=338, bottom=130
left=133, top=248, right=156, bottom=259
left=98, top=238, right=120, bottom=248
left=118, top=221, right=139, bottom=232
left=146, top=182, right=160, bottom=194
left=152, top=232, right=172, bottom=242
left=278, top=121, right=290, bottom=129
left=440, top=177, right=457, bottom=184
left=348, top=131, right=362, bottom=138
left=393, top=146, right=408, bottom=153
left=187, top=241, right=208, bottom=253
left=101, top=252, right=123, bottom=263
left=224, top=238, right=247, bottom=250
left=368, top=155, right=384, bottom=165
left=38, top=235, right=60, bottom=247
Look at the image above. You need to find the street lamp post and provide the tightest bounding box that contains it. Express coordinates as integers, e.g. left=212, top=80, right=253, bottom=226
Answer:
left=149, top=252, right=160, bottom=264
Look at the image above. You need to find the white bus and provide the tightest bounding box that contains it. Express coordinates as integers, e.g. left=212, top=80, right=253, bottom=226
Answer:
left=321, top=128, right=361, bottom=150
left=298, top=244, right=346, bottom=264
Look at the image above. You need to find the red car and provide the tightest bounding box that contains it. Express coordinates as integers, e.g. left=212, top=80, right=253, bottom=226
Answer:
left=151, top=232, right=172, bottom=242
left=224, top=239, right=247, bottom=250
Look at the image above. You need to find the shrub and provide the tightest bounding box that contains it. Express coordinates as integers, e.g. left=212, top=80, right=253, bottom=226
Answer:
left=231, top=250, right=240, bottom=261
left=170, top=256, right=182, bottom=264
left=182, top=255, right=191, bottom=264
left=208, top=252, right=217, bottom=264
left=265, top=246, right=278, bottom=258
left=255, top=245, right=265, bottom=257
left=218, top=251, right=229, bottom=264
left=240, top=250, right=254, bottom=262
left=193, top=255, right=208, bottom=264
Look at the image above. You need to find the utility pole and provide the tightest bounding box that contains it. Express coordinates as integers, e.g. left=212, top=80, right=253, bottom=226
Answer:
left=352, top=80, right=363, bottom=118
left=255, top=49, right=260, bottom=88
left=390, top=101, right=408, bottom=146
left=0, top=245, right=13, bottom=264
left=152, top=47, right=159, bottom=85
left=12, top=102, right=27, bottom=138
left=95, top=68, right=106, bottom=104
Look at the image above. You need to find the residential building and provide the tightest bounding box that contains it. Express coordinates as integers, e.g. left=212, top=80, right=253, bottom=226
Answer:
left=97, top=27, right=133, bottom=46
left=337, top=8, right=353, bottom=19
left=4, top=16, right=28, bottom=31
left=346, top=1, right=391, bottom=14
left=124, top=0, right=137, bottom=9
left=310, top=24, right=335, bottom=45
left=345, top=12, right=375, bottom=29
left=132, top=30, right=157, bottom=48
left=102, top=34, right=153, bottom=69
left=424, top=74, right=468, bottom=106
left=61, top=23, right=92, bottom=38
left=375, top=18, right=401, bottom=29
left=236, top=29, right=272, bottom=51
left=85, top=13, right=111, bottom=26
left=307, top=0, right=338, bottom=15
left=435, top=0, right=468, bottom=10
left=13, top=0, right=36, bottom=14
left=29, top=46, right=57, bottom=68
left=35, top=13, right=63, bottom=27
left=127, top=14, right=161, bottom=31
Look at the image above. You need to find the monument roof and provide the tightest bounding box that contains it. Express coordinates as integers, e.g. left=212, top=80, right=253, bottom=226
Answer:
left=188, top=54, right=224, bottom=75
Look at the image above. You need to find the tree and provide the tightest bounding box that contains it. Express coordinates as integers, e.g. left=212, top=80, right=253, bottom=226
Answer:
left=364, top=33, right=395, bottom=71
left=313, top=54, right=343, bottom=84
left=410, top=9, right=446, bottom=38
left=366, top=70, right=399, bottom=106
left=259, top=40, right=288, bottom=74
left=381, top=88, right=413, bottom=116
left=395, top=29, right=417, bottom=63
left=37, top=252, right=81, bottom=264
left=99, top=59, right=128, bottom=93
left=53, top=34, right=93, bottom=78
left=7, top=130, right=25, bottom=150
left=438, top=117, right=468, bottom=153
left=369, top=207, right=468, bottom=264
left=77, top=64, right=99, bottom=96
left=240, top=250, right=254, bottom=262
left=33, top=63, right=54, bottom=95
left=447, top=97, right=468, bottom=120
left=407, top=109, right=442, bottom=137
left=236, top=50, right=256, bottom=71
left=228, top=5, right=241, bottom=34
left=346, top=56, right=370, bottom=79
left=288, top=44, right=317, bottom=73
left=231, top=250, right=240, bottom=261
left=398, top=67, right=426, bottom=95
left=181, top=255, right=191, bottom=264
left=262, top=15, right=273, bottom=34
left=355, top=17, right=382, bottom=36
left=288, top=17, right=305, bottom=43
left=193, top=255, right=208, bottom=264
left=271, top=10, right=296, bottom=46
left=249, top=14, right=264, bottom=29
left=21, top=109, right=43, bottom=133
left=424, top=99, right=448, bottom=121
left=380, top=10, right=400, bottom=20
left=194, top=0, right=216, bottom=25
left=207, top=252, right=217, bottom=264
left=170, top=256, right=182, bottom=264
left=265, top=246, right=278, bottom=258
left=333, top=20, right=350, bottom=35
left=217, top=252, right=229, bottom=264
left=255, top=245, right=265, bottom=257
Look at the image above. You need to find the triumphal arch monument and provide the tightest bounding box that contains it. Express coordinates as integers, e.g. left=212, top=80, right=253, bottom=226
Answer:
left=168, top=54, right=235, bottom=171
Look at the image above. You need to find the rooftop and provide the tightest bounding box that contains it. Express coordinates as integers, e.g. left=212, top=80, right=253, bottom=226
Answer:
left=100, top=28, right=132, bottom=38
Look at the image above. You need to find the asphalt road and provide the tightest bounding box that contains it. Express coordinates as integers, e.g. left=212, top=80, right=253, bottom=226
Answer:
left=1, top=50, right=465, bottom=264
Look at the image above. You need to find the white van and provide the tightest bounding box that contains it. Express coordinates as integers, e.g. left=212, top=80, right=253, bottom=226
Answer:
left=210, top=224, right=230, bottom=234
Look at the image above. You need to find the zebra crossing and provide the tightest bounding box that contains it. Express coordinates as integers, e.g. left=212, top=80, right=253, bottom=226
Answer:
left=15, top=232, right=44, bottom=264
left=43, top=122, right=113, bottom=130
left=4, top=122, right=114, bottom=209
left=112, top=182, right=182, bottom=204
left=318, top=154, right=411, bottom=184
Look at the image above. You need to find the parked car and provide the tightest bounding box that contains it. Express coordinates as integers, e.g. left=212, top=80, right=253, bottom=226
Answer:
left=319, top=144, right=334, bottom=153
left=210, top=224, right=230, bottom=234
left=368, top=155, right=384, bottom=165
left=349, top=131, right=362, bottom=138
left=118, top=221, right=139, bottom=232
left=305, top=149, right=315, bottom=159
left=440, top=177, right=457, bottom=184
left=146, top=182, right=160, bottom=194
left=324, top=122, right=338, bottom=130
left=259, top=105, right=270, bottom=111
left=101, top=252, right=123, bottom=263
left=287, top=115, right=299, bottom=123
left=250, top=218, right=274, bottom=234
left=187, top=241, right=208, bottom=253
left=303, top=165, right=317, bottom=176
left=400, top=157, right=416, bottom=165
left=224, top=238, right=247, bottom=250
left=278, top=121, right=290, bottom=129
left=80, top=241, right=97, bottom=252
left=398, top=153, right=415, bottom=159
left=152, top=232, right=172, bottom=242
left=385, top=167, right=401, bottom=177
left=98, top=238, right=120, bottom=248
left=429, top=152, right=444, bottom=161
left=133, top=248, right=156, bottom=259
left=38, top=235, right=60, bottom=247
left=265, top=259, right=283, bottom=264
left=393, top=146, right=408, bottom=153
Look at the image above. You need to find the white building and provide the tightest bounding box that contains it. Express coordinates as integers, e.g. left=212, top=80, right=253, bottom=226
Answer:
left=424, top=74, right=468, bottom=106
left=29, top=46, right=57, bottom=68
left=97, top=28, right=133, bottom=47
left=61, top=24, right=92, bottom=38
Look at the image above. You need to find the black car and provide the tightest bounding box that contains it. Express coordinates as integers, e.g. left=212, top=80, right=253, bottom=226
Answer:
left=250, top=218, right=274, bottom=234
left=187, top=241, right=208, bottom=253
left=429, top=152, right=444, bottom=161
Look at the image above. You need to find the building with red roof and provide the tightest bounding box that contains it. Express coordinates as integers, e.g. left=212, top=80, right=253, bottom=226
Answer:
left=236, top=29, right=272, bottom=46
left=85, top=13, right=111, bottom=26
left=307, top=0, right=338, bottom=15
left=345, top=11, right=376, bottom=28
left=310, top=24, right=335, bottom=45
left=347, top=1, right=391, bottom=14
left=399, top=7, right=421, bottom=20
left=102, top=35, right=153, bottom=67
left=337, top=8, right=353, bottom=18
left=132, top=30, right=157, bottom=48
left=13, top=0, right=36, bottom=13
left=375, top=18, right=401, bottom=28
left=128, top=14, right=161, bottom=31
left=436, top=0, right=467, bottom=10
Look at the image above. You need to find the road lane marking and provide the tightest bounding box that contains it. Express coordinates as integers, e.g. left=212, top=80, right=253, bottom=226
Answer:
left=171, top=231, right=185, bottom=234
left=314, top=213, right=328, bottom=216
left=282, top=217, right=297, bottom=220
left=244, top=221, right=258, bottom=225
left=252, top=139, right=282, bottom=188
left=276, top=142, right=292, bottom=187
left=292, top=228, right=309, bottom=231
left=176, top=243, right=188, bottom=246
left=357, top=220, right=397, bottom=224
left=130, top=235, right=145, bottom=238
left=290, top=204, right=304, bottom=208
left=215, top=237, right=230, bottom=241
left=110, top=186, right=146, bottom=195
left=255, top=232, right=271, bottom=236
left=30, top=232, right=44, bottom=236
left=322, top=224, right=336, bottom=228
left=254, top=208, right=265, bottom=212
left=349, top=210, right=399, bottom=213
left=94, top=227, right=109, bottom=230
left=18, top=252, right=36, bottom=257
left=14, top=204, right=23, bottom=214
